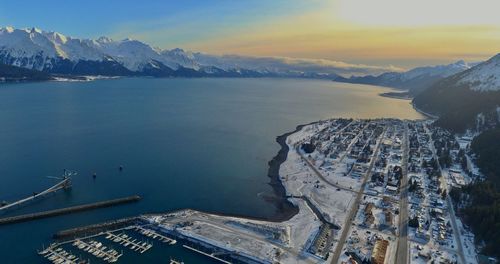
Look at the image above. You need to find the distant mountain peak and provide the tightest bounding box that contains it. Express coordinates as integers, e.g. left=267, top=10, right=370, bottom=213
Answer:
left=2, top=26, right=15, bottom=33
left=452, top=60, right=467, bottom=67
left=96, top=36, right=113, bottom=43
left=28, top=27, right=42, bottom=34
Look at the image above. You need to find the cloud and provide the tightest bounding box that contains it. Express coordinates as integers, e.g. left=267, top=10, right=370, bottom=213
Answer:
left=194, top=53, right=404, bottom=77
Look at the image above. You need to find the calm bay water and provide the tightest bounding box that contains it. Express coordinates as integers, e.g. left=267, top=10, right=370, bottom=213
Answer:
left=0, top=78, right=423, bottom=263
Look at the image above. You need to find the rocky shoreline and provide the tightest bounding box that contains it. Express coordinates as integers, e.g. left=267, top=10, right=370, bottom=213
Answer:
left=265, top=122, right=319, bottom=221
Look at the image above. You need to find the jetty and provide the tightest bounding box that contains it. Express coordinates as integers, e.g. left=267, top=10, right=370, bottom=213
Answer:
left=0, top=171, right=74, bottom=213
left=0, top=195, right=141, bottom=225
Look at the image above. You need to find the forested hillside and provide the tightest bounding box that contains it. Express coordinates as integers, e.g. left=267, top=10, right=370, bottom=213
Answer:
left=0, top=63, right=52, bottom=81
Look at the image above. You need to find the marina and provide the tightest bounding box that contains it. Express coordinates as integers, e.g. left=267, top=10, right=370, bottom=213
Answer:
left=72, top=239, right=122, bottom=263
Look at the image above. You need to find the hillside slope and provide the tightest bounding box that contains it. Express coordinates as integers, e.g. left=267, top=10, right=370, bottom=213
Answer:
left=0, top=63, right=52, bottom=81
left=413, top=54, right=500, bottom=132
left=334, top=60, right=472, bottom=95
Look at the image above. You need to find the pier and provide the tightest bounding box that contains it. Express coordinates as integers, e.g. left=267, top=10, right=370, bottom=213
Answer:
left=0, top=195, right=141, bottom=225
left=0, top=172, right=73, bottom=213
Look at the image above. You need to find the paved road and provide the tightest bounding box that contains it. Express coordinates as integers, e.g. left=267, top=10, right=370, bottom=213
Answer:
left=297, top=122, right=374, bottom=196
left=298, top=150, right=358, bottom=195
left=330, top=125, right=387, bottom=263
left=425, top=124, right=466, bottom=264
left=395, top=122, right=409, bottom=264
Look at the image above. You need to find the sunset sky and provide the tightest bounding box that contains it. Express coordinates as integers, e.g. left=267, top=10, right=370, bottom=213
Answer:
left=2, top=0, right=500, bottom=69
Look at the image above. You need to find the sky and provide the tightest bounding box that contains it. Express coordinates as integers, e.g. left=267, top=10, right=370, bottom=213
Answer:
left=1, top=0, right=500, bottom=69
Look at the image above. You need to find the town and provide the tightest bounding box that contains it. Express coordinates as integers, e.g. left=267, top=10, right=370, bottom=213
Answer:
left=35, top=118, right=482, bottom=264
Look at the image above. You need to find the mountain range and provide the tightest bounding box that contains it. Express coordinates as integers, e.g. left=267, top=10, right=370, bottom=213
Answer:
left=2, top=26, right=395, bottom=79
left=333, top=60, right=475, bottom=95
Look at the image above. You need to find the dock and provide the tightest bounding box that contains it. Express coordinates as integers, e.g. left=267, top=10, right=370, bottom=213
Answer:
left=72, top=239, right=122, bottom=263
left=38, top=245, right=83, bottom=264
left=105, top=231, right=152, bottom=253
left=135, top=226, right=177, bottom=244
left=0, top=172, right=73, bottom=213
left=0, top=195, right=141, bottom=225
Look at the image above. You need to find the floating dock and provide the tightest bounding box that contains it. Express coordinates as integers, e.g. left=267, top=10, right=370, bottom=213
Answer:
left=135, top=226, right=177, bottom=244
left=0, top=195, right=141, bottom=226
left=105, top=231, right=152, bottom=253
left=72, top=239, right=122, bottom=263
left=38, top=245, right=83, bottom=264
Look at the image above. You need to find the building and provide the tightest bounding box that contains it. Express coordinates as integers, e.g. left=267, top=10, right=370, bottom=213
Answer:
left=381, top=210, right=393, bottom=228
left=363, top=203, right=375, bottom=226
left=371, top=239, right=389, bottom=264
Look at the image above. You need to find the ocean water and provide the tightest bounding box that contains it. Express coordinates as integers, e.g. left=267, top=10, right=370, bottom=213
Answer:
left=0, top=78, right=423, bottom=263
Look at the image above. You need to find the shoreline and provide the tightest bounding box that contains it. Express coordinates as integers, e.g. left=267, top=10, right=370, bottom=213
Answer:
left=264, top=122, right=318, bottom=221
left=47, top=121, right=318, bottom=239
left=411, top=101, right=439, bottom=119
left=379, top=91, right=412, bottom=100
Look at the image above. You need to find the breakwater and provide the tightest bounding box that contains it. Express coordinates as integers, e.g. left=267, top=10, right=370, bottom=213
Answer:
left=53, top=217, right=138, bottom=239
left=0, top=195, right=141, bottom=226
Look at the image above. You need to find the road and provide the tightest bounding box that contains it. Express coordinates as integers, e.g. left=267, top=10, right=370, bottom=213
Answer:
left=395, top=122, right=409, bottom=264
left=297, top=122, right=373, bottom=196
left=425, top=124, right=466, bottom=264
left=330, top=125, right=387, bottom=263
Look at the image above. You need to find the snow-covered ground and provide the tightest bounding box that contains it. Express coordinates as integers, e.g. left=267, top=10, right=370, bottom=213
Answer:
left=141, top=118, right=480, bottom=264
left=145, top=198, right=322, bottom=264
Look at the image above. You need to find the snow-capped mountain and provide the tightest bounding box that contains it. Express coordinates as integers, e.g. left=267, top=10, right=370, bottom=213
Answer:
left=334, top=60, right=473, bottom=95
left=402, top=60, right=472, bottom=80
left=413, top=53, right=500, bottom=132
left=0, top=26, right=402, bottom=78
left=457, top=54, right=500, bottom=92
left=0, top=27, right=201, bottom=75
